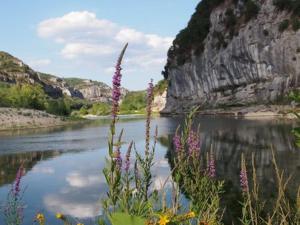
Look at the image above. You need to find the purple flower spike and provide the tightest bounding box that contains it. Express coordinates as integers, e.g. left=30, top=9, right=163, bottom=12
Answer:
left=124, top=141, right=133, bottom=173
left=240, top=169, right=249, bottom=193
left=145, top=79, right=154, bottom=155
left=187, top=130, right=200, bottom=155
left=111, top=43, right=128, bottom=124
left=113, top=148, right=122, bottom=170
left=207, top=153, right=216, bottom=178
left=173, top=133, right=182, bottom=153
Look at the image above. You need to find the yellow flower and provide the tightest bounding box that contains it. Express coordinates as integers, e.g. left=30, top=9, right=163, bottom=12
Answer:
left=35, top=213, right=45, bottom=224
left=187, top=211, right=195, bottom=218
left=56, top=213, right=65, bottom=220
left=77, top=223, right=84, bottom=225
left=158, top=215, right=170, bottom=225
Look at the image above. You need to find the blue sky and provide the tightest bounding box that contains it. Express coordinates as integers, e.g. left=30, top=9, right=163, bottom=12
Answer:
left=0, top=0, right=199, bottom=90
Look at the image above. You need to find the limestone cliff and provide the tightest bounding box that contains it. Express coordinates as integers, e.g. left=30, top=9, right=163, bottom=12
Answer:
left=162, top=0, right=300, bottom=114
left=0, top=51, right=127, bottom=103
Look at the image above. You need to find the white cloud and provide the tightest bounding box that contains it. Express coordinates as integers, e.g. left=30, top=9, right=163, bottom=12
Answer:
left=38, top=11, right=117, bottom=42
left=66, top=171, right=101, bottom=188
left=32, top=166, right=55, bottom=174
left=61, top=43, right=116, bottom=59
left=37, top=11, right=173, bottom=82
left=44, top=194, right=102, bottom=218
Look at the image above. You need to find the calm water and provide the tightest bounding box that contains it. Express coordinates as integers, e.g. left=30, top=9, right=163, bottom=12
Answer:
left=0, top=116, right=299, bottom=224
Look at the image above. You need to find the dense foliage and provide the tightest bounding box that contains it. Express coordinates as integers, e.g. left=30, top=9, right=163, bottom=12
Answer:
left=120, top=91, right=147, bottom=114
left=273, top=0, right=300, bottom=16
left=0, top=83, right=85, bottom=116
left=0, top=52, right=30, bottom=73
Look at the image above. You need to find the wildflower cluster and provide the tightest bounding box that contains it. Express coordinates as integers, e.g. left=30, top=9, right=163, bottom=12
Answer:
left=2, top=165, right=25, bottom=225
left=170, top=109, right=224, bottom=224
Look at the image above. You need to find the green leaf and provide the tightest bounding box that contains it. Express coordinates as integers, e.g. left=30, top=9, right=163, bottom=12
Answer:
left=109, top=212, right=147, bottom=225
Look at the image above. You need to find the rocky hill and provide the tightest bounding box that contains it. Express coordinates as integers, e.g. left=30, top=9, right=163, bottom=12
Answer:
left=0, top=51, right=127, bottom=103
left=162, top=0, right=300, bottom=114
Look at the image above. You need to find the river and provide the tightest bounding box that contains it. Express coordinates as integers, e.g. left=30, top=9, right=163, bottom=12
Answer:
left=0, top=116, right=299, bottom=224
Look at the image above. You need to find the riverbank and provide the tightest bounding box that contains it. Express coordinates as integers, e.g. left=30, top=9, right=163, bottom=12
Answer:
left=160, top=105, right=299, bottom=119
left=0, top=107, right=85, bottom=131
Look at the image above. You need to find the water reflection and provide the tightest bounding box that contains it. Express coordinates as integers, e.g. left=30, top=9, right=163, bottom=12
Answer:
left=0, top=116, right=299, bottom=224
left=165, top=116, right=300, bottom=223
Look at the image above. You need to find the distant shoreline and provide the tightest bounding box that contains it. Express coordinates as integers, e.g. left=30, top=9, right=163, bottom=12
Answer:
left=160, top=105, right=299, bottom=120
left=0, top=107, right=86, bottom=131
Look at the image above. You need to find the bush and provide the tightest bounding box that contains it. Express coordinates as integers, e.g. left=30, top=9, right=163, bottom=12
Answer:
left=170, top=0, right=226, bottom=65
left=273, top=0, right=300, bottom=16
left=225, top=8, right=237, bottom=28
left=154, top=79, right=168, bottom=95
left=89, top=102, right=111, bottom=115
left=244, top=0, right=260, bottom=22
left=279, top=19, right=290, bottom=32
left=45, top=98, right=71, bottom=116
left=120, top=91, right=147, bottom=113
left=292, top=17, right=300, bottom=31
left=3, top=84, right=47, bottom=110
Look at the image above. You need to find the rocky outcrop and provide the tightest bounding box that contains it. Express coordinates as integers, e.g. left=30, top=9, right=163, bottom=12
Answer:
left=153, top=90, right=167, bottom=112
left=163, top=0, right=300, bottom=114
left=0, top=51, right=128, bottom=102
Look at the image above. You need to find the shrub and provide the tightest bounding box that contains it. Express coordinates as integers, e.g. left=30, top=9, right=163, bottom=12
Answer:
left=225, top=8, right=237, bottom=28
left=6, top=84, right=46, bottom=110
left=45, top=98, right=71, bottom=116
left=120, top=91, right=147, bottom=113
left=170, top=0, right=226, bottom=65
left=244, top=0, right=260, bottom=22
left=154, top=79, right=168, bottom=95
left=273, top=0, right=300, bottom=16
left=292, top=17, right=300, bottom=31
left=89, top=102, right=111, bottom=115
left=279, top=19, right=290, bottom=32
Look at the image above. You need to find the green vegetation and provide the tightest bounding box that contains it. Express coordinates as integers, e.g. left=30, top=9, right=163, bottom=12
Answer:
left=244, top=0, right=260, bottom=22
left=78, top=102, right=111, bottom=116
left=169, top=0, right=225, bottom=65
left=0, top=52, right=30, bottom=73
left=168, top=0, right=260, bottom=66
left=0, top=83, right=86, bottom=116
left=274, top=0, right=300, bottom=32
left=64, top=77, right=106, bottom=88
left=279, top=19, right=290, bottom=32
left=292, top=17, right=300, bottom=31
left=120, top=91, right=146, bottom=114
left=153, top=79, right=168, bottom=95
left=273, top=0, right=300, bottom=16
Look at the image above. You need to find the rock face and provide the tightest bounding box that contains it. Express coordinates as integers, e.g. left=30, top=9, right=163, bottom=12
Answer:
left=153, top=90, right=167, bottom=112
left=0, top=51, right=128, bottom=102
left=163, top=0, right=300, bottom=114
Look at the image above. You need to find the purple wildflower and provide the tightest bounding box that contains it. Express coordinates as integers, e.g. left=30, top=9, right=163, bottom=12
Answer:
left=173, top=133, right=182, bottom=153
left=145, top=79, right=154, bottom=156
left=113, top=149, right=122, bottom=169
left=124, top=141, right=133, bottom=173
left=187, top=130, right=200, bottom=156
left=207, top=153, right=216, bottom=178
left=240, top=164, right=249, bottom=193
left=111, top=43, right=128, bottom=125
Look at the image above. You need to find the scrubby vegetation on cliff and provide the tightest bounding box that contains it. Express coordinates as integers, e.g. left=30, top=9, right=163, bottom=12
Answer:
left=167, top=0, right=260, bottom=67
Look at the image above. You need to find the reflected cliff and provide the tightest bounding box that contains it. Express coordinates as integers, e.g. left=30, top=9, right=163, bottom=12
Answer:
left=164, top=116, right=300, bottom=223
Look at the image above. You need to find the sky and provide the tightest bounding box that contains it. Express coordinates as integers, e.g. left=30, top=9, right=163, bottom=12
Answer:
left=0, top=0, right=199, bottom=90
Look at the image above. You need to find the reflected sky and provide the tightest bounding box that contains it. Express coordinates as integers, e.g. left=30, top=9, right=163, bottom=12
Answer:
left=0, top=116, right=299, bottom=224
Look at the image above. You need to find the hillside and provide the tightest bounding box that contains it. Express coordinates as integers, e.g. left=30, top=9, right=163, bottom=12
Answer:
left=162, top=0, right=300, bottom=114
left=0, top=51, right=128, bottom=103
